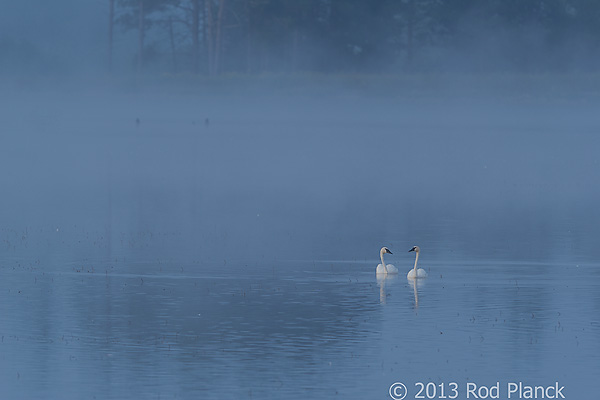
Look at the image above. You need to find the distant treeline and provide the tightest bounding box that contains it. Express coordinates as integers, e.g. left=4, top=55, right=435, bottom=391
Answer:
left=110, top=0, right=600, bottom=75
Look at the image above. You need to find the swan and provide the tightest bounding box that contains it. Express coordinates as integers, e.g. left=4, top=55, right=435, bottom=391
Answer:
left=407, top=246, right=428, bottom=279
left=376, top=247, right=398, bottom=275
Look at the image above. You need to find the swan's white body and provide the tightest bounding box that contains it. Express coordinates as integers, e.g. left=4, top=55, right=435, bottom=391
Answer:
left=376, top=247, right=398, bottom=275
left=407, top=246, right=428, bottom=279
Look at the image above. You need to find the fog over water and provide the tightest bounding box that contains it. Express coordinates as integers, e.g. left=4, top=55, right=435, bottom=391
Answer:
left=2, top=1, right=600, bottom=399
left=2, top=75, right=600, bottom=400
left=2, top=85, right=599, bottom=265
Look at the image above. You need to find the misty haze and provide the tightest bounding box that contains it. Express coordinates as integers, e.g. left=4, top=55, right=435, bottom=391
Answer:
left=1, top=1, right=599, bottom=399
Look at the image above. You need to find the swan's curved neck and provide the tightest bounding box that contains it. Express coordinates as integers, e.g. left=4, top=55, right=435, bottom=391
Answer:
left=413, top=251, right=420, bottom=272
left=380, top=251, right=388, bottom=273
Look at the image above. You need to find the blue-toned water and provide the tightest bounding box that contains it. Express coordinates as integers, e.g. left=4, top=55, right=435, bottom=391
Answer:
left=1, top=252, right=598, bottom=399
left=1, top=91, right=599, bottom=399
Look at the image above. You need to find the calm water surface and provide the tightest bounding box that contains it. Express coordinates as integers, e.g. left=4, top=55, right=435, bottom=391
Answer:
left=1, top=247, right=598, bottom=399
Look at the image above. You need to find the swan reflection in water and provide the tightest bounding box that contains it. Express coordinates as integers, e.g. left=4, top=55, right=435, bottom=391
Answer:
left=376, top=274, right=425, bottom=307
left=408, top=277, right=426, bottom=309
left=376, top=273, right=397, bottom=304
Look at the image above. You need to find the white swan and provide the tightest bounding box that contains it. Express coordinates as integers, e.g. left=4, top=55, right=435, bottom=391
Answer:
left=407, top=246, right=428, bottom=279
left=376, top=247, right=398, bottom=275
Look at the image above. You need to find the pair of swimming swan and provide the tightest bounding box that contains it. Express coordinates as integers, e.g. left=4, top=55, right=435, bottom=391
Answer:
left=377, top=246, right=428, bottom=279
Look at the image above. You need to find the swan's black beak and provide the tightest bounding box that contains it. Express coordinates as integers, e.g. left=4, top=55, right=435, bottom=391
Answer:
left=408, top=248, right=415, bottom=252
left=387, top=249, right=393, bottom=254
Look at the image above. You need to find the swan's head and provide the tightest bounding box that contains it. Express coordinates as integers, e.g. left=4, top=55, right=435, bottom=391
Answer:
left=408, top=246, right=420, bottom=253
left=381, top=247, right=392, bottom=255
